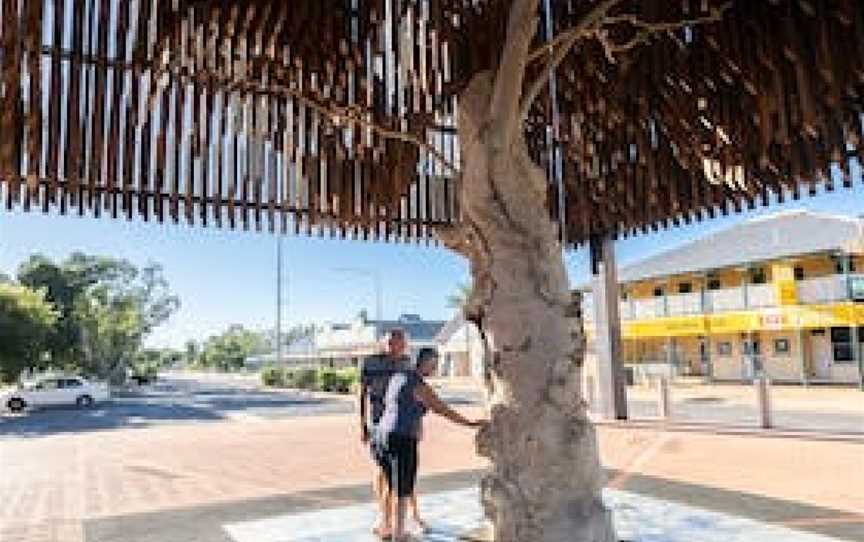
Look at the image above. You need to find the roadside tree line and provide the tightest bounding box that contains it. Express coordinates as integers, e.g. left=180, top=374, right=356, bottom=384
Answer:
left=0, top=253, right=179, bottom=383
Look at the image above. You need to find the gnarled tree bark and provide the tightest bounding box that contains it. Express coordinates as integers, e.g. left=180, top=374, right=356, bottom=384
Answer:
left=437, top=1, right=618, bottom=540
left=440, top=67, right=617, bottom=542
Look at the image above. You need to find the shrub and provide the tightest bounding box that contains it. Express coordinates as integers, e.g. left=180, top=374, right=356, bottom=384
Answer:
left=261, top=365, right=284, bottom=387
left=262, top=366, right=358, bottom=393
left=318, top=368, right=340, bottom=392
left=293, top=368, right=319, bottom=390
left=335, top=368, right=359, bottom=394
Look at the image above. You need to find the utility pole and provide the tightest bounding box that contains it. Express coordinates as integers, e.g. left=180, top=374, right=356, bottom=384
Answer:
left=276, top=235, right=283, bottom=366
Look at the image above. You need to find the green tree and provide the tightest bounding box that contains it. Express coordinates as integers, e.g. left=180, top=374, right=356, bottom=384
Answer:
left=0, top=283, right=59, bottom=382
left=184, top=340, right=199, bottom=366
left=200, top=325, right=267, bottom=372
left=17, top=253, right=179, bottom=381
left=17, top=254, right=82, bottom=366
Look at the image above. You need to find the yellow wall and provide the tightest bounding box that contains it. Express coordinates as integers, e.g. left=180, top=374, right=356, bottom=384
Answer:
left=831, top=363, right=861, bottom=384
left=760, top=330, right=805, bottom=381
left=705, top=331, right=804, bottom=381
left=793, top=254, right=836, bottom=278
left=709, top=334, right=744, bottom=380
left=674, top=337, right=703, bottom=374
left=621, top=253, right=860, bottom=302
left=623, top=337, right=667, bottom=363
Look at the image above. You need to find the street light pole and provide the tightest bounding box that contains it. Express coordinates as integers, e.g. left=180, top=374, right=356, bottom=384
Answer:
left=276, top=235, right=283, bottom=366
left=276, top=233, right=283, bottom=365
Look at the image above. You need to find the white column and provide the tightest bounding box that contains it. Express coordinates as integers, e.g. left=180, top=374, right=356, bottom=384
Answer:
left=798, top=328, right=808, bottom=386
left=590, top=235, right=627, bottom=420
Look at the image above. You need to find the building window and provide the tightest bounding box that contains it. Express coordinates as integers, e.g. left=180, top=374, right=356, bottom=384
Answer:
left=831, top=327, right=852, bottom=343
left=834, top=257, right=857, bottom=274
left=717, top=342, right=732, bottom=356
left=774, top=338, right=790, bottom=355
left=793, top=266, right=805, bottom=281
left=707, top=278, right=721, bottom=290
left=750, top=268, right=767, bottom=284
left=653, top=287, right=665, bottom=297
left=831, top=327, right=856, bottom=363
left=834, top=344, right=855, bottom=363
left=678, top=282, right=693, bottom=294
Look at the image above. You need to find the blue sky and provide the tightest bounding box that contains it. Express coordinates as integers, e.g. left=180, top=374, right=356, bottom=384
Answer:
left=1, top=184, right=862, bottom=348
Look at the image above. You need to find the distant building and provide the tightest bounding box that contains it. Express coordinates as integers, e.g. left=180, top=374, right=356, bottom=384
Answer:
left=580, top=210, right=864, bottom=384
left=245, top=336, right=318, bottom=370
left=435, top=315, right=484, bottom=378
left=280, top=313, right=447, bottom=368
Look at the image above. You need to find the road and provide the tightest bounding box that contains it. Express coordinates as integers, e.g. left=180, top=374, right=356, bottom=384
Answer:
left=0, top=373, right=354, bottom=438
left=2, top=373, right=861, bottom=437
left=0, top=372, right=487, bottom=438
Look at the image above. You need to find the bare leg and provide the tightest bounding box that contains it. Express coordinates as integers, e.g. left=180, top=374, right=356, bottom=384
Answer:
left=409, top=493, right=427, bottom=532
left=392, top=495, right=408, bottom=541
left=373, top=470, right=392, bottom=538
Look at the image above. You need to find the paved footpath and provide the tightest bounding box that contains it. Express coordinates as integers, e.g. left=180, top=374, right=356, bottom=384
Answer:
left=1, top=409, right=862, bottom=542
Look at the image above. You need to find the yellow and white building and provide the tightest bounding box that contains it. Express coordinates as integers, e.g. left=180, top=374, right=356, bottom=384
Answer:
left=582, top=210, right=864, bottom=384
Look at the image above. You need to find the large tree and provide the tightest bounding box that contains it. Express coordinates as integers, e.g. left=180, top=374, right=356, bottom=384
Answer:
left=17, top=254, right=179, bottom=381
left=3, top=2, right=863, bottom=540
left=199, top=325, right=269, bottom=372
left=18, top=254, right=82, bottom=366
left=0, top=283, right=58, bottom=382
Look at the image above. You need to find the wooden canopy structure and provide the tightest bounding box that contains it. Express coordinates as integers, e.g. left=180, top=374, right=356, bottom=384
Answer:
left=1, top=0, right=862, bottom=245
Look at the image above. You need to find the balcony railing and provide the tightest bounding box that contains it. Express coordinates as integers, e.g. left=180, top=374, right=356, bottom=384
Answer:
left=705, top=288, right=745, bottom=312
left=746, top=284, right=777, bottom=308
left=666, top=292, right=704, bottom=315
left=797, top=274, right=856, bottom=304
left=582, top=273, right=860, bottom=322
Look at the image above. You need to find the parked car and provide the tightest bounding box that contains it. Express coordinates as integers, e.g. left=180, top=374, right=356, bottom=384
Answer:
left=2, top=376, right=110, bottom=413
left=129, top=364, right=159, bottom=385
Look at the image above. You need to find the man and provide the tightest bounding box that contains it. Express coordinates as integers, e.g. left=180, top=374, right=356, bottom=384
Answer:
left=377, top=347, right=484, bottom=540
left=359, top=328, right=412, bottom=537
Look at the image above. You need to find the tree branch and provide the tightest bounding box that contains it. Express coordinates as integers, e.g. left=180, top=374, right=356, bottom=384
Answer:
left=597, top=2, right=732, bottom=64
left=519, top=0, right=625, bottom=121
left=519, top=1, right=731, bottom=118
left=489, top=0, right=541, bottom=149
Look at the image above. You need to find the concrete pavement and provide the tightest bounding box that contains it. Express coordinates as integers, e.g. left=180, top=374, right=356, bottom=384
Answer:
left=2, top=408, right=862, bottom=541
left=2, top=373, right=862, bottom=541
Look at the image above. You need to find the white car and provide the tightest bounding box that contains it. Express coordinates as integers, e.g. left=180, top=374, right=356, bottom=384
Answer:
left=3, top=376, right=110, bottom=413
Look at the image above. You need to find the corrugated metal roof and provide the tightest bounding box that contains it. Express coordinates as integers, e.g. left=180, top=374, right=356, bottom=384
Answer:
left=595, top=211, right=864, bottom=287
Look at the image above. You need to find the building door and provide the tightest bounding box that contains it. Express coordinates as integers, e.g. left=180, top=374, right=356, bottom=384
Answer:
left=698, top=337, right=710, bottom=377
left=809, top=330, right=833, bottom=379
left=741, top=337, right=762, bottom=379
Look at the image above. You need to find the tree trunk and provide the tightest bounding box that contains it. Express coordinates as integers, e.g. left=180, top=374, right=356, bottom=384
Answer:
left=441, top=70, right=616, bottom=542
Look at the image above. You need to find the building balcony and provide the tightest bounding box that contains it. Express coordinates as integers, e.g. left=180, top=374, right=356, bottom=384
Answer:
left=745, top=284, right=777, bottom=308
left=797, top=274, right=859, bottom=304
left=582, top=273, right=861, bottom=322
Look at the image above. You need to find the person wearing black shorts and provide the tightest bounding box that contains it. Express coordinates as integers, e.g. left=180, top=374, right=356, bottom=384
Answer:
left=376, top=347, right=484, bottom=541
left=359, top=329, right=411, bottom=537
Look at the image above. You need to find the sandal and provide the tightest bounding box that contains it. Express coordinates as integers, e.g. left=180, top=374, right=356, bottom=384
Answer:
left=372, top=525, right=392, bottom=540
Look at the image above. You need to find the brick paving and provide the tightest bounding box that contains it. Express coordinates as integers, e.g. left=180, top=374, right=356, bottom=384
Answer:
left=1, top=409, right=862, bottom=541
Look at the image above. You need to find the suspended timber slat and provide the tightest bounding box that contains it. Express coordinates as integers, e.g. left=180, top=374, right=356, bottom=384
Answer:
left=0, top=0, right=861, bottom=244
